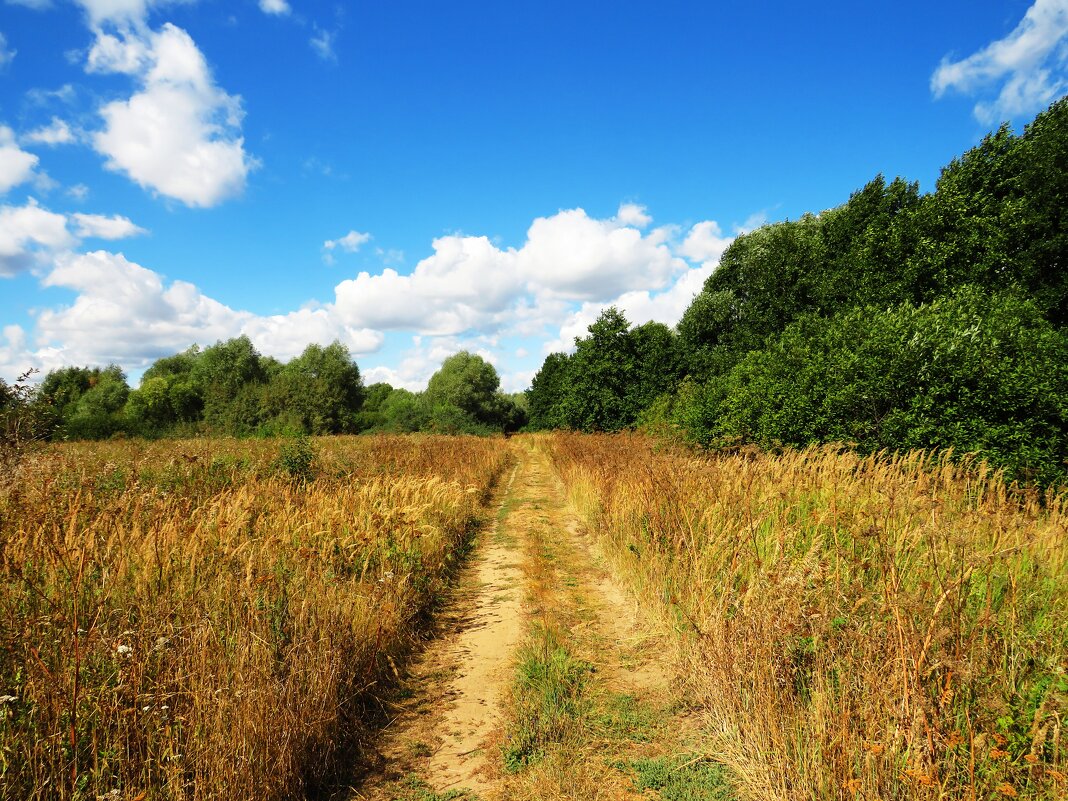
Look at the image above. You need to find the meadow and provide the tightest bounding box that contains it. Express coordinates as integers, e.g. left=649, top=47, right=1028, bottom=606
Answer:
left=0, top=435, right=511, bottom=800
left=2, top=431, right=1066, bottom=801
left=543, top=433, right=1068, bottom=800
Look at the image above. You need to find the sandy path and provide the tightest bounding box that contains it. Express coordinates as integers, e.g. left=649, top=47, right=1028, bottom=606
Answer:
left=351, top=442, right=697, bottom=801
left=352, top=459, right=525, bottom=799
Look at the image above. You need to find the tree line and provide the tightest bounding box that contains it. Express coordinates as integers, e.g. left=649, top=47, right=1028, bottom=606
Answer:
left=1, top=343, right=527, bottom=440
left=528, top=98, right=1068, bottom=487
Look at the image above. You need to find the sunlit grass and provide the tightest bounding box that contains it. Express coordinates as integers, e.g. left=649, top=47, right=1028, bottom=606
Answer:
left=542, top=432, right=1068, bottom=801
left=0, top=434, right=511, bottom=800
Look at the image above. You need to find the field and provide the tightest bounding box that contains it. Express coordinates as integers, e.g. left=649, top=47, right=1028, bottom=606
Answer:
left=1, top=433, right=1066, bottom=801
left=0, top=435, right=511, bottom=800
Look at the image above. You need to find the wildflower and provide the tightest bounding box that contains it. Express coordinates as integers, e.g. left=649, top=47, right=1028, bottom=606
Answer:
left=116, top=644, right=132, bottom=657
left=996, top=783, right=1018, bottom=797
left=1024, top=754, right=1039, bottom=764
left=990, top=748, right=1010, bottom=760
left=842, top=778, right=862, bottom=793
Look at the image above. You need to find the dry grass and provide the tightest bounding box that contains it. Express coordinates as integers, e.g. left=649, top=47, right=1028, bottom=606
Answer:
left=541, top=432, right=1068, bottom=801
left=0, top=434, right=511, bottom=800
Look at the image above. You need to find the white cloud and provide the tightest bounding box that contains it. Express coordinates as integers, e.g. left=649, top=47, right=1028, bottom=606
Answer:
left=0, top=32, right=15, bottom=68
left=86, top=30, right=151, bottom=74
left=6, top=0, right=53, bottom=9
left=23, top=117, right=77, bottom=146
left=334, top=235, right=522, bottom=335
left=71, top=212, right=147, bottom=239
left=73, top=0, right=181, bottom=27
left=0, top=201, right=74, bottom=276
left=932, top=0, right=1068, bottom=123
left=517, top=208, right=686, bottom=300
left=1, top=203, right=759, bottom=389
left=259, top=0, right=290, bottom=15
left=90, top=23, right=254, bottom=207
left=67, top=183, right=90, bottom=201
left=17, top=250, right=383, bottom=376
left=680, top=220, right=732, bottom=265
left=310, top=25, right=336, bottom=61
left=0, top=126, right=40, bottom=194
left=323, top=229, right=371, bottom=262
left=0, top=200, right=148, bottom=276
left=616, top=202, right=652, bottom=228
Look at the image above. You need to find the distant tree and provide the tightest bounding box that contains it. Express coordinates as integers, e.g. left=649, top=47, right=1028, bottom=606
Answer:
left=527, top=352, right=571, bottom=430
left=63, top=366, right=130, bottom=440
left=379, top=388, right=430, bottom=433
left=424, top=351, right=523, bottom=433
left=191, top=337, right=268, bottom=434
left=563, top=307, right=639, bottom=432
left=268, top=342, right=364, bottom=434
left=354, top=382, right=395, bottom=431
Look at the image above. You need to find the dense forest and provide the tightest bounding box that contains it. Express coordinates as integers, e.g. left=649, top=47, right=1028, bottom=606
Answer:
left=528, top=98, right=1068, bottom=486
left=0, top=344, right=527, bottom=439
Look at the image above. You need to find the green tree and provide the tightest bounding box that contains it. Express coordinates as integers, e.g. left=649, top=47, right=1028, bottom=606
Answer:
left=563, top=307, right=639, bottom=432
left=266, top=342, right=364, bottom=434
left=424, top=351, right=523, bottom=433
left=527, top=352, right=571, bottom=430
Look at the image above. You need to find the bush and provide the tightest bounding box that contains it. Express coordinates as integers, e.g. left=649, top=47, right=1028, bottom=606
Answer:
left=675, top=287, right=1068, bottom=486
left=274, top=434, right=317, bottom=481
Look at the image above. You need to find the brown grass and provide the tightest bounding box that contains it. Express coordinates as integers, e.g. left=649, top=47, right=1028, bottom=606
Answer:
left=0, top=434, right=511, bottom=800
left=540, top=432, right=1068, bottom=801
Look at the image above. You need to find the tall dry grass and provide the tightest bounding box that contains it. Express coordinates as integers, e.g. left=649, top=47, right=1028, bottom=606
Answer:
left=0, top=434, right=510, bottom=800
left=542, top=432, right=1068, bottom=801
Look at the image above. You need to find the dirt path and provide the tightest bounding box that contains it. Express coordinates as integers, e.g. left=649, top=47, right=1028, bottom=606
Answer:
left=350, top=442, right=715, bottom=801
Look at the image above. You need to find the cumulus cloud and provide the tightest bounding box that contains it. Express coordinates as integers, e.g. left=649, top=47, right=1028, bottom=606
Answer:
left=0, top=200, right=146, bottom=276
left=323, top=229, right=371, bottom=263
left=335, top=235, right=522, bottom=335
left=90, top=23, right=254, bottom=207
left=71, top=212, right=147, bottom=239
left=2, top=203, right=756, bottom=391
left=73, top=0, right=181, bottom=27
left=680, top=220, right=732, bottom=265
left=0, top=126, right=40, bottom=194
left=615, top=202, right=652, bottom=228
left=0, top=200, right=73, bottom=276
left=18, top=250, right=383, bottom=375
left=932, top=0, right=1068, bottom=123
left=23, top=117, right=77, bottom=146
left=517, top=208, right=686, bottom=300
left=259, top=0, right=290, bottom=15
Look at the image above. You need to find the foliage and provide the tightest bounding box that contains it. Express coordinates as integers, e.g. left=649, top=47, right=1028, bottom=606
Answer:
left=424, top=351, right=526, bottom=434
left=682, top=287, right=1068, bottom=485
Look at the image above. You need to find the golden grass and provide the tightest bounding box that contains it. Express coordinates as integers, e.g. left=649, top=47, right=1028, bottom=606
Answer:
left=541, top=432, right=1068, bottom=801
left=0, top=434, right=511, bottom=800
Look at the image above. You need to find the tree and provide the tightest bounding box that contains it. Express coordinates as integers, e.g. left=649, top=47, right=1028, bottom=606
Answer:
left=191, top=337, right=268, bottom=434
left=563, top=307, right=639, bottom=432
left=424, top=351, right=523, bottom=433
left=527, top=352, right=571, bottom=430
left=267, top=342, right=364, bottom=434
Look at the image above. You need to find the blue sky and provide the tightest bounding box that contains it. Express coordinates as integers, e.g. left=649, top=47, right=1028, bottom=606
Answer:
left=1, top=0, right=1066, bottom=391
